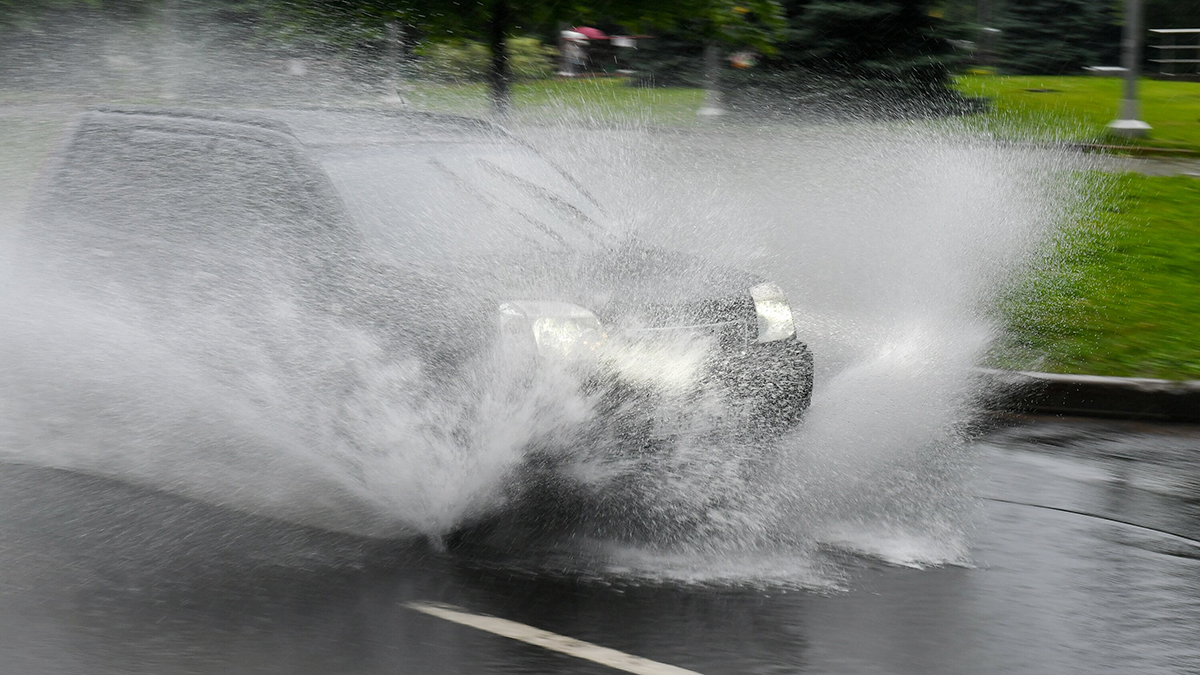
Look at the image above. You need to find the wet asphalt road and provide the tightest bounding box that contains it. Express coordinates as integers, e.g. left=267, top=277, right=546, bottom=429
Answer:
left=1, top=418, right=1198, bottom=675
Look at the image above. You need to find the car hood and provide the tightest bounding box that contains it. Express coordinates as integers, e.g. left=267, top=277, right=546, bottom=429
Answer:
left=432, top=238, right=760, bottom=329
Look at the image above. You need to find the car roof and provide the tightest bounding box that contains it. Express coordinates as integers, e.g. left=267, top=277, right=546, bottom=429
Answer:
left=89, top=106, right=508, bottom=150
left=47, top=106, right=610, bottom=259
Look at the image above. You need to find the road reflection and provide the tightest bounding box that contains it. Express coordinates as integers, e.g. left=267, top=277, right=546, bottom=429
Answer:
left=1, top=418, right=1197, bottom=675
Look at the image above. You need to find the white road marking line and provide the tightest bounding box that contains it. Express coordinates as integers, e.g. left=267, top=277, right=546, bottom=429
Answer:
left=404, top=601, right=705, bottom=675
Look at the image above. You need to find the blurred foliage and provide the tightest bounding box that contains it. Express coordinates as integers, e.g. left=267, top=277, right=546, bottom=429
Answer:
left=500, top=36, right=558, bottom=79
left=773, top=0, right=961, bottom=89
left=0, top=0, right=83, bottom=25
left=0, top=0, right=159, bottom=29
left=612, top=0, right=787, bottom=88
left=1145, top=0, right=1200, bottom=29
left=658, top=0, right=968, bottom=108
left=216, top=0, right=786, bottom=108
left=569, top=0, right=786, bottom=51
left=698, top=0, right=787, bottom=52
left=932, top=0, right=980, bottom=26
left=230, top=0, right=787, bottom=53
left=938, top=0, right=1200, bottom=74
left=416, top=36, right=556, bottom=81
left=994, top=0, right=1115, bottom=75
left=1, top=0, right=967, bottom=104
left=626, top=29, right=708, bottom=87
left=218, top=0, right=782, bottom=47
left=415, top=38, right=491, bottom=81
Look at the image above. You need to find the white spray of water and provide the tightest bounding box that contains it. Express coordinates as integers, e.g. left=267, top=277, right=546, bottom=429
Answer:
left=501, top=121, right=1090, bottom=580
left=0, top=101, right=1091, bottom=587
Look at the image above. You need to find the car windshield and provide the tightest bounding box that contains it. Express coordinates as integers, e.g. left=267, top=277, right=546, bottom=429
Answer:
left=318, top=141, right=614, bottom=259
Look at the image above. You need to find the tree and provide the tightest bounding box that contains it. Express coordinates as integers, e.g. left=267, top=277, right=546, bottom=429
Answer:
left=702, top=0, right=964, bottom=111
left=625, top=0, right=965, bottom=111
left=241, top=0, right=785, bottom=113
left=608, top=1, right=787, bottom=89
left=236, top=0, right=518, bottom=109
left=1146, top=0, right=1200, bottom=30
left=0, top=0, right=156, bottom=29
left=780, top=0, right=959, bottom=91
left=995, top=0, right=1114, bottom=74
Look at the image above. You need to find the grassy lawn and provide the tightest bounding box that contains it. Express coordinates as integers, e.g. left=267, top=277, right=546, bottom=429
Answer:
left=408, top=77, right=705, bottom=125
left=955, top=74, right=1200, bottom=153
left=958, top=75, right=1200, bottom=379
left=1001, top=174, right=1200, bottom=380
left=415, top=74, right=1200, bottom=150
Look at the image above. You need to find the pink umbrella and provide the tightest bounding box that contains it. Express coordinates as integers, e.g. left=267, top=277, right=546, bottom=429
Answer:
left=572, top=26, right=609, bottom=40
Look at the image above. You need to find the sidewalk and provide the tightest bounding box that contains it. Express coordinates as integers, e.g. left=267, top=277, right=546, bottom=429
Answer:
left=1091, top=154, right=1200, bottom=178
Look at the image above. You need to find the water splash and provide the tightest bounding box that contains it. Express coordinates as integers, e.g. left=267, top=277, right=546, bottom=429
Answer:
left=0, top=61, right=1093, bottom=588
left=486, top=122, right=1088, bottom=580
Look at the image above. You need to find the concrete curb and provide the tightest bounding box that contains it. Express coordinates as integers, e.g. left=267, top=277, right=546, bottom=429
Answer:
left=1071, top=142, right=1200, bottom=158
left=976, top=369, right=1200, bottom=423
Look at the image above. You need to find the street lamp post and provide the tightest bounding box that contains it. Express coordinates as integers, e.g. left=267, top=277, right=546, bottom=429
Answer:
left=1108, top=0, right=1152, bottom=138
left=697, top=43, right=725, bottom=117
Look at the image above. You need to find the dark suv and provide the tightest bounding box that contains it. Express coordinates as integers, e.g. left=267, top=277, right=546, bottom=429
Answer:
left=21, top=108, right=813, bottom=534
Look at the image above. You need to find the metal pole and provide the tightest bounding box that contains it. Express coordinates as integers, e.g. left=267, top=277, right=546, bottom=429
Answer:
left=697, top=43, right=725, bottom=117
left=488, top=0, right=511, bottom=117
left=1108, top=0, right=1151, bottom=138
left=381, top=21, right=408, bottom=104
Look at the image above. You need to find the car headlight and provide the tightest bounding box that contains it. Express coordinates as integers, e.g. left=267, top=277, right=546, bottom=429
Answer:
left=499, top=301, right=606, bottom=359
left=750, top=282, right=796, bottom=343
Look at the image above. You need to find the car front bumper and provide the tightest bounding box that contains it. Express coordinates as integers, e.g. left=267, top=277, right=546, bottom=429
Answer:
left=582, top=333, right=814, bottom=449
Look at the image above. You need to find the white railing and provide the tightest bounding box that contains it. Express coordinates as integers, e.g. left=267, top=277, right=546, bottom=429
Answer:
left=1149, top=28, right=1200, bottom=76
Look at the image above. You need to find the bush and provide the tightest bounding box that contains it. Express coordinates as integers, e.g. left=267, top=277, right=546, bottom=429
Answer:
left=416, top=36, right=556, bottom=82
left=996, top=0, right=1113, bottom=75
left=629, top=1, right=962, bottom=99
left=508, top=36, right=558, bottom=80
left=625, top=28, right=707, bottom=88
left=778, top=0, right=961, bottom=90
left=415, top=39, right=489, bottom=81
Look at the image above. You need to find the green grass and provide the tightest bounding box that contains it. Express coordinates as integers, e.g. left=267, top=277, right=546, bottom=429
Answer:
left=1001, top=174, right=1200, bottom=380
left=955, top=74, right=1200, bottom=153
left=415, top=74, right=1200, bottom=147
left=951, top=75, right=1200, bottom=379
left=407, top=77, right=705, bottom=125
